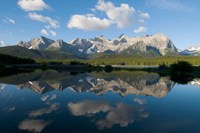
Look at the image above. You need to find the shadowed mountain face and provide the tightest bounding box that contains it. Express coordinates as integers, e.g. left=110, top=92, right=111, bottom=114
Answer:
left=0, top=70, right=175, bottom=98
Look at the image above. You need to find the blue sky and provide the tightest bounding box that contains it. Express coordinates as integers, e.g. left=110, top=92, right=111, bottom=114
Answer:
left=0, top=0, right=199, bottom=49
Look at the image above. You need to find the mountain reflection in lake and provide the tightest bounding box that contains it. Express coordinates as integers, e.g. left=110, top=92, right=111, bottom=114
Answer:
left=0, top=70, right=174, bottom=97
left=1, top=69, right=200, bottom=133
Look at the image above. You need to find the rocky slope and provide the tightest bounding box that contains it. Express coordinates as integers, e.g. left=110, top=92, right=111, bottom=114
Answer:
left=16, top=33, right=178, bottom=58
left=71, top=33, right=178, bottom=56
left=17, top=36, right=55, bottom=49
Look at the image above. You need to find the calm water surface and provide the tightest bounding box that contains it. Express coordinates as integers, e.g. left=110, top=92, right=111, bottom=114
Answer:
left=0, top=69, right=200, bottom=133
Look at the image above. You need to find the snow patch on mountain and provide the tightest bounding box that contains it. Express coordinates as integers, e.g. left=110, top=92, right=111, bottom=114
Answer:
left=17, top=33, right=178, bottom=56
left=180, top=44, right=200, bottom=55
left=17, top=36, right=55, bottom=50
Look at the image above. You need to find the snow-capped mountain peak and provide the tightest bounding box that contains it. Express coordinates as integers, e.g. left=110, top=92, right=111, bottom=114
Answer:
left=179, top=44, right=200, bottom=56
left=187, top=45, right=200, bottom=51
left=17, top=33, right=178, bottom=57
left=17, top=36, right=55, bottom=49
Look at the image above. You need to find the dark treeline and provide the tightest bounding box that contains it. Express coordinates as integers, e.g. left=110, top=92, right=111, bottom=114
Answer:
left=0, top=54, right=35, bottom=65
left=149, top=61, right=200, bottom=84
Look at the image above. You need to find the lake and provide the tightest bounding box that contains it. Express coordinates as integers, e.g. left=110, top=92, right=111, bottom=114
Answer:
left=0, top=69, right=200, bottom=133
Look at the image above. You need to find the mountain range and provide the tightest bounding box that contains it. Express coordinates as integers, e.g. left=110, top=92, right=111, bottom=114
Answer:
left=0, top=33, right=199, bottom=60
left=179, top=45, right=200, bottom=56
left=0, top=33, right=182, bottom=60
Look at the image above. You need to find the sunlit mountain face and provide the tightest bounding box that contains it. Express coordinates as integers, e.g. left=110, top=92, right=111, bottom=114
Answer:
left=1, top=70, right=200, bottom=133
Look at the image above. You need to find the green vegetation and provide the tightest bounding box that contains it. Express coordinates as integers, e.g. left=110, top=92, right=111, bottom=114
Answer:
left=1, top=60, right=200, bottom=85
left=2, top=48, right=200, bottom=82
left=34, top=55, right=200, bottom=66
left=0, top=46, right=78, bottom=60
left=0, top=54, right=35, bottom=65
left=87, top=55, right=200, bottom=65
left=170, top=61, right=193, bottom=73
left=168, top=61, right=194, bottom=84
left=140, top=61, right=200, bottom=84
left=104, top=65, right=113, bottom=72
left=0, top=63, right=5, bottom=69
left=69, top=61, right=87, bottom=65
left=1, top=46, right=200, bottom=66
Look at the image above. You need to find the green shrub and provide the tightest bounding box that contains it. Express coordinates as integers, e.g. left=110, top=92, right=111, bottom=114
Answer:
left=104, top=65, right=113, bottom=72
left=0, top=54, right=35, bottom=64
left=159, top=63, right=168, bottom=70
left=69, top=61, right=85, bottom=65
left=0, top=63, right=5, bottom=69
left=170, top=61, right=193, bottom=73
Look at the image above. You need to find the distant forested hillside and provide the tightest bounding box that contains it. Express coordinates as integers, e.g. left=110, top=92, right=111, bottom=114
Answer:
left=0, top=54, right=35, bottom=64
left=0, top=46, right=78, bottom=60
left=87, top=55, right=200, bottom=65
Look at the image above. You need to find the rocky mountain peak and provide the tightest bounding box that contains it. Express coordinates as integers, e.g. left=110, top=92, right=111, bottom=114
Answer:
left=48, top=39, right=68, bottom=49
left=16, top=33, right=178, bottom=57
left=39, top=36, right=47, bottom=40
left=71, top=38, right=90, bottom=45
left=154, top=33, right=167, bottom=37
left=93, top=36, right=108, bottom=42
left=71, top=38, right=81, bottom=44
left=17, top=36, right=55, bottom=49
left=56, top=39, right=64, bottom=44
left=118, top=34, right=127, bottom=38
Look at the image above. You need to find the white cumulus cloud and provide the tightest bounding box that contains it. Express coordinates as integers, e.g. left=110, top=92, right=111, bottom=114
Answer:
left=8, top=19, right=15, bottom=24
left=18, top=0, right=50, bottom=12
left=40, top=29, right=49, bottom=36
left=49, top=30, right=56, bottom=37
left=28, top=12, right=59, bottom=29
left=2, top=18, right=15, bottom=24
left=0, top=41, right=6, bottom=47
left=68, top=14, right=112, bottom=31
left=40, top=29, right=57, bottom=37
left=134, top=26, right=147, bottom=33
left=67, top=0, right=150, bottom=31
left=139, top=11, right=150, bottom=19
left=95, top=0, right=136, bottom=28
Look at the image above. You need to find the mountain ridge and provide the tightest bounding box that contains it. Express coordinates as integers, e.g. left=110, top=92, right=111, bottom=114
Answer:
left=179, top=44, right=200, bottom=56
left=13, top=33, right=178, bottom=59
left=17, top=36, right=55, bottom=50
left=0, top=33, right=182, bottom=60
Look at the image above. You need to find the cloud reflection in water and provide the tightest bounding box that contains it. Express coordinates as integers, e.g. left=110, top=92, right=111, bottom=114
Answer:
left=68, top=100, right=149, bottom=129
